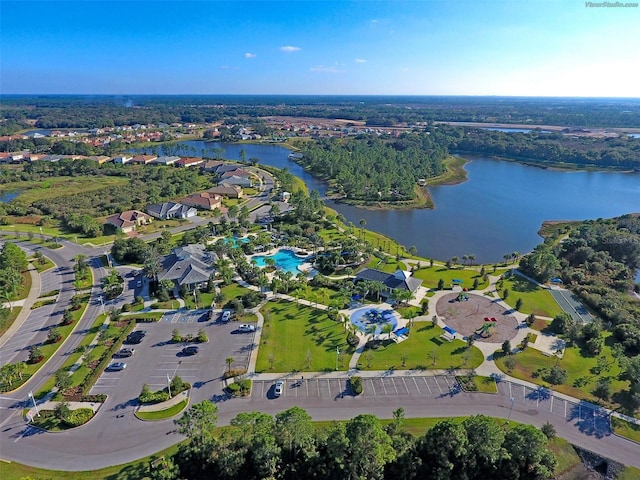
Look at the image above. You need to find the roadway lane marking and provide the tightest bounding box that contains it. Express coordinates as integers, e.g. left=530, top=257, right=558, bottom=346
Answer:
left=422, top=377, right=431, bottom=394
left=14, top=425, right=36, bottom=443
left=369, top=379, right=376, bottom=395
left=412, top=377, right=421, bottom=394
left=392, top=378, right=399, bottom=395
left=433, top=377, right=442, bottom=394
left=550, top=396, right=554, bottom=412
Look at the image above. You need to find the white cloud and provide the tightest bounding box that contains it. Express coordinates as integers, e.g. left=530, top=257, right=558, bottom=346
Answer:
left=244, top=52, right=256, bottom=59
left=310, top=64, right=345, bottom=74
left=355, top=58, right=366, bottom=63
left=280, top=45, right=301, bottom=52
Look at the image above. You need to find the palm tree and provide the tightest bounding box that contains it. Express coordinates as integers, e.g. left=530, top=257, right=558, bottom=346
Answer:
left=382, top=323, right=393, bottom=340
left=225, top=357, right=234, bottom=373
left=462, top=255, right=468, bottom=265
left=370, top=281, right=385, bottom=302
left=365, top=324, right=377, bottom=344
left=359, top=219, right=366, bottom=239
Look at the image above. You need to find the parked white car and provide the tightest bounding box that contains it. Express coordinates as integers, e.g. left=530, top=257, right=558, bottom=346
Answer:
left=238, top=324, right=256, bottom=333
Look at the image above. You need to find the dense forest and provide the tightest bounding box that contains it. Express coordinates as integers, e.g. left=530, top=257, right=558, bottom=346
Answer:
left=2, top=95, right=640, bottom=128
left=298, top=134, right=447, bottom=202
left=160, top=403, right=556, bottom=480
left=520, top=215, right=640, bottom=352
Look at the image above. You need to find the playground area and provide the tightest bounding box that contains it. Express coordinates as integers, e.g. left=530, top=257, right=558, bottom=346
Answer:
left=435, top=292, right=519, bottom=344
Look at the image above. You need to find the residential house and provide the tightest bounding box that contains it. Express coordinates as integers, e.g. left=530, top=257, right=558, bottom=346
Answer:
left=153, top=156, right=181, bottom=166
left=175, top=157, right=204, bottom=168
left=87, top=155, right=111, bottom=164
left=146, top=202, right=197, bottom=220
left=180, top=192, right=223, bottom=210
left=112, top=155, right=133, bottom=165
left=206, top=185, right=243, bottom=199
left=105, top=210, right=152, bottom=234
left=219, top=175, right=252, bottom=188
left=201, top=160, right=225, bottom=172
left=220, top=168, right=251, bottom=180
left=354, top=268, right=422, bottom=299
left=158, top=244, right=217, bottom=292
left=132, top=154, right=158, bottom=165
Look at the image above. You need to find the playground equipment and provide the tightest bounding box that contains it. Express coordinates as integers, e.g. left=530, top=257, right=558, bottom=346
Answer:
left=457, top=292, right=469, bottom=302
left=475, top=322, right=494, bottom=338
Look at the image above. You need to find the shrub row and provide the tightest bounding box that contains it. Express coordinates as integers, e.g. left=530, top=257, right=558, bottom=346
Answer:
left=78, top=320, right=136, bottom=396
left=349, top=376, right=363, bottom=395
left=224, top=368, right=248, bottom=379
left=227, top=379, right=252, bottom=396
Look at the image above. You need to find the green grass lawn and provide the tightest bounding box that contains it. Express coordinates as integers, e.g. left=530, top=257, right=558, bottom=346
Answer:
left=611, top=416, right=640, bottom=443
left=74, top=269, right=94, bottom=291
left=364, top=255, right=404, bottom=273
left=0, top=306, right=21, bottom=338
left=548, top=437, right=582, bottom=476
left=412, top=266, right=488, bottom=290
left=499, top=274, right=562, bottom=318
left=256, top=300, right=354, bottom=372
left=494, top=332, right=633, bottom=411
left=357, top=324, right=484, bottom=371
left=135, top=399, right=188, bottom=421
left=218, top=283, right=253, bottom=307
left=182, top=291, right=215, bottom=309
left=457, top=375, right=498, bottom=393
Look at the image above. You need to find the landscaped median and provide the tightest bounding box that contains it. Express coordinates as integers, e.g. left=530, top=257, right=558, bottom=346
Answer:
left=611, top=415, right=640, bottom=444
left=135, top=390, right=190, bottom=421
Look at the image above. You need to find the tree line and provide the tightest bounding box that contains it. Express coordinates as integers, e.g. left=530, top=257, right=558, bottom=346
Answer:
left=3, top=95, right=639, bottom=128
left=157, top=402, right=556, bottom=480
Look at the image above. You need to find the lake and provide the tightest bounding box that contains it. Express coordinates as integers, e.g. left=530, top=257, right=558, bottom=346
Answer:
left=0, top=191, right=21, bottom=203
left=133, top=141, right=640, bottom=264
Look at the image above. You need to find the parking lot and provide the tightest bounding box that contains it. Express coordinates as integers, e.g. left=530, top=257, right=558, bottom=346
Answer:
left=90, top=318, right=257, bottom=407
left=251, top=375, right=610, bottom=435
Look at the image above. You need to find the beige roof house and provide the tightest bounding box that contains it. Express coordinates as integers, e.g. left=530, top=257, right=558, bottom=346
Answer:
left=132, top=154, right=158, bottom=165
left=206, top=185, right=243, bottom=199
left=180, top=192, right=223, bottom=210
left=105, top=210, right=152, bottom=234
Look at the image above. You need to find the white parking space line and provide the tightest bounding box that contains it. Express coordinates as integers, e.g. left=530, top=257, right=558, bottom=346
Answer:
left=369, top=380, right=376, bottom=395
left=422, top=377, right=432, bottom=394
left=433, top=377, right=443, bottom=394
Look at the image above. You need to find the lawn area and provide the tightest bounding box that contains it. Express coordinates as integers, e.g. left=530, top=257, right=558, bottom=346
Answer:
left=611, top=416, right=640, bottom=443
left=365, top=255, right=404, bottom=273
left=548, top=437, right=582, bottom=477
left=357, top=324, right=484, bottom=371
left=255, top=299, right=354, bottom=372
left=456, top=375, right=498, bottom=393
left=135, top=399, right=189, bottom=421
left=412, top=266, right=488, bottom=290
left=182, top=291, right=215, bottom=309
left=494, top=332, right=633, bottom=411
left=499, top=274, right=562, bottom=318
left=0, top=306, right=21, bottom=337
left=218, top=283, right=253, bottom=307
left=74, top=268, right=94, bottom=291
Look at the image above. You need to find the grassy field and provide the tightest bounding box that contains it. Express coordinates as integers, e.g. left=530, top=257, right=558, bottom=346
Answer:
left=357, top=324, right=484, bottom=371
left=411, top=265, right=488, bottom=290
left=4, top=176, right=128, bottom=203
left=494, top=332, right=633, bottom=411
left=499, top=274, right=562, bottom=318
left=135, top=399, right=189, bottom=421
left=0, top=306, right=21, bottom=338
left=548, top=437, right=582, bottom=477
left=255, top=300, right=354, bottom=372
left=218, top=283, right=253, bottom=306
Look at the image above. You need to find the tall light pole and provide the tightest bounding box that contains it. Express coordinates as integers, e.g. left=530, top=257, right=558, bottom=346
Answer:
left=28, top=391, right=40, bottom=417
left=336, top=347, right=339, bottom=371
left=507, top=396, right=515, bottom=421
left=100, top=295, right=105, bottom=316
left=167, top=374, right=172, bottom=399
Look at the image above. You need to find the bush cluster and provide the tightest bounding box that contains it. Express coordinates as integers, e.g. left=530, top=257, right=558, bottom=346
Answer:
left=349, top=376, right=363, bottom=395
left=64, top=408, right=94, bottom=427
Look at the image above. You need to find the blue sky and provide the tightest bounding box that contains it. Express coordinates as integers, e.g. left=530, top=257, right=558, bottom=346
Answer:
left=1, top=0, right=638, bottom=96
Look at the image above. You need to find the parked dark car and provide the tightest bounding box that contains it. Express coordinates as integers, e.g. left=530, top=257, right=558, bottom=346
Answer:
left=181, top=346, right=199, bottom=356
left=114, top=348, right=134, bottom=358
left=106, top=362, right=127, bottom=372
left=124, top=330, right=146, bottom=344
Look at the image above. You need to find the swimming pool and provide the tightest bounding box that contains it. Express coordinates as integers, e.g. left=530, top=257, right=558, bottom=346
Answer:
left=224, top=236, right=251, bottom=248
left=350, top=307, right=399, bottom=336
left=253, top=249, right=307, bottom=275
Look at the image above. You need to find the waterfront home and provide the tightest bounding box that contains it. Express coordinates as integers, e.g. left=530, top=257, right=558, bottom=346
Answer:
left=152, top=156, right=181, bottom=166
left=112, top=155, right=133, bottom=165
left=132, top=154, right=158, bottom=165
left=175, top=157, right=204, bottom=168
